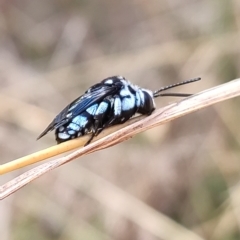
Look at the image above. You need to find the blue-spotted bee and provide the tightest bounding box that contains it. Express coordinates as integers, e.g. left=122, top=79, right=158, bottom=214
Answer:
left=37, top=76, right=200, bottom=145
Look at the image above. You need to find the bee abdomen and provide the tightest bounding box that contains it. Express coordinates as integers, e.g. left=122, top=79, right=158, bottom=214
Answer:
left=56, top=112, right=93, bottom=143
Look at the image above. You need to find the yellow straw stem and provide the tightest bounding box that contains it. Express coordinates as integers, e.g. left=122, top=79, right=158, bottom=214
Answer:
left=0, top=116, right=142, bottom=175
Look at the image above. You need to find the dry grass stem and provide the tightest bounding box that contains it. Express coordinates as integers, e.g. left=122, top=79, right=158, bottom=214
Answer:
left=1, top=78, right=240, bottom=201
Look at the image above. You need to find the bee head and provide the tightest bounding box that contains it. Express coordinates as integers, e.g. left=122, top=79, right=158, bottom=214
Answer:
left=137, top=88, right=156, bottom=115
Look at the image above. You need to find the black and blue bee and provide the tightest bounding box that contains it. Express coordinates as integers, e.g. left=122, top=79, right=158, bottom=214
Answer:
left=38, top=76, right=200, bottom=145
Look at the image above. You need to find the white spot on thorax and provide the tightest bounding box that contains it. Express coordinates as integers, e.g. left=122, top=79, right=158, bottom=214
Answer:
left=122, top=94, right=135, bottom=111
left=114, top=96, right=121, bottom=115
left=135, top=90, right=141, bottom=107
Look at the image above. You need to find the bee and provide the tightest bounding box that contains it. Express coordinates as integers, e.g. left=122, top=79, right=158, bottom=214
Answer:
left=37, top=76, right=200, bottom=145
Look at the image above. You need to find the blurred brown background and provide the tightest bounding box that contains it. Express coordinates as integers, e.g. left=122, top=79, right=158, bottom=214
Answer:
left=1, top=1, right=240, bottom=240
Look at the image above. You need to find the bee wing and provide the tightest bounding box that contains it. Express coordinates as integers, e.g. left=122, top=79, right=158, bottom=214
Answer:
left=37, top=84, right=120, bottom=139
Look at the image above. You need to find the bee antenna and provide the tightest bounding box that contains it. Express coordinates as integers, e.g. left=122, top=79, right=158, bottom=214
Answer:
left=153, top=77, right=201, bottom=98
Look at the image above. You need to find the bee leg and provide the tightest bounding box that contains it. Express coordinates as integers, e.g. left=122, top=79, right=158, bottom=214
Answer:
left=84, top=121, right=107, bottom=146
left=94, top=100, right=111, bottom=133
left=84, top=132, right=95, bottom=146
left=85, top=99, right=111, bottom=146
left=84, top=122, right=103, bottom=146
